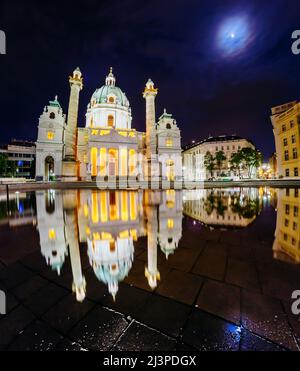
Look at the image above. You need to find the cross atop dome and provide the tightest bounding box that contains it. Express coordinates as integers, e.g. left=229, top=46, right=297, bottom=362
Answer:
left=105, top=67, right=116, bottom=87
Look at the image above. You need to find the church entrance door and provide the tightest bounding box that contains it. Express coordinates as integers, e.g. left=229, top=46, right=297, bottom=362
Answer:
left=45, top=156, right=55, bottom=181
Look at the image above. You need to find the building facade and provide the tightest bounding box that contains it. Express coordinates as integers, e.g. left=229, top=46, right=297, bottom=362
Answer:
left=36, top=68, right=182, bottom=183
left=0, top=140, right=36, bottom=178
left=271, top=101, right=300, bottom=178
left=182, top=135, right=256, bottom=181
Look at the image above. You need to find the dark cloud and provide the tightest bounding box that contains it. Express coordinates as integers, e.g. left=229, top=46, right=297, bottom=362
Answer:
left=0, top=0, right=299, bottom=158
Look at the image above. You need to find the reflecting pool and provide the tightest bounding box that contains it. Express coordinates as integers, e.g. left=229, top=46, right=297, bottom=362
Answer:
left=0, top=187, right=300, bottom=351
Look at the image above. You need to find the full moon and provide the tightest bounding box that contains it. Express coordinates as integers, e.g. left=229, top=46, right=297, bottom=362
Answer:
left=217, top=16, right=252, bottom=57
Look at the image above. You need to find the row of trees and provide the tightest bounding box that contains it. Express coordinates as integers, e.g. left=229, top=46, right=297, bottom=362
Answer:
left=204, top=147, right=262, bottom=179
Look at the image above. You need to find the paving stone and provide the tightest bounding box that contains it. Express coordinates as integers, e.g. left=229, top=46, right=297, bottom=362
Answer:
left=226, top=258, right=260, bottom=292
left=12, top=275, right=48, bottom=301
left=135, top=294, right=190, bottom=337
left=69, top=306, right=129, bottom=351
left=241, top=289, right=298, bottom=350
left=124, top=258, right=156, bottom=292
left=157, top=269, right=203, bottom=305
left=240, top=330, right=286, bottom=351
left=42, top=294, right=95, bottom=334
left=182, top=309, right=241, bottom=351
left=100, top=283, right=151, bottom=317
left=84, top=269, right=110, bottom=302
left=0, top=263, right=34, bottom=290
left=113, top=321, right=176, bottom=351
left=24, top=283, right=68, bottom=316
left=196, top=279, right=240, bottom=325
left=192, top=248, right=227, bottom=281
left=165, top=247, right=202, bottom=272
left=20, top=251, right=47, bottom=273
left=7, top=320, right=63, bottom=351
left=0, top=305, right=35, bottom=348
left=54, top=339, right=88, bottom=351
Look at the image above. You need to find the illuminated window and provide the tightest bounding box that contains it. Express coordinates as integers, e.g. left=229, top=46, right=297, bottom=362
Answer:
left=129, top=149, right=136, bottom=175
left=166, top=138, right=173, bottom=147
left=48, top=229, right=56, bottom=240
left=91, top=147, right=98, bottom=177
left=109, top=240, right=116, bottom=252
left=108, top=96, right=115, bottom=103
left=107, top=115, right=114, bottom=127
left=99, top=148, right=107, bottom=176
left=120, top=148, right=128, bottom=176
left=47, top=131, right=54, bottom=140
left=167, top=219, right=174, bottom=229
left=90, top=116, right=94, bottom=127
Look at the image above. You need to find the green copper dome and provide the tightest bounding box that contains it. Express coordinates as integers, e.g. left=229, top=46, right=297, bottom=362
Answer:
left=89, top=67, right=130, bottom=108
left=91, top=85, right=130, bottom=107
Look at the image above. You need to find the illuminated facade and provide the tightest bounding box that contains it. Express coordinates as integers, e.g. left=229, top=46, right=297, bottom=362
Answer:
left=271, top=101, right=300, bottom=178
left=183, top=135, right=256, bottom=181
left=273, top=188, right=300, bottom=263
left=36, top=68, right=182, bottom=183
left=35, top=189, right=183, bottom=301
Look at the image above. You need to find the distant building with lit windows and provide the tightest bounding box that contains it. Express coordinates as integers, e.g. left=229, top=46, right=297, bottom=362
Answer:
left=35, top=67, right=182, bottom=183
left=182, top=135, right=256, bottom=181
left=271, top=101, right=300, bottom=178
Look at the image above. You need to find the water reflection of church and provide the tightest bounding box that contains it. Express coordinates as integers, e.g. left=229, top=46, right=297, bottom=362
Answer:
left=36, top=189, right=183, bottom=302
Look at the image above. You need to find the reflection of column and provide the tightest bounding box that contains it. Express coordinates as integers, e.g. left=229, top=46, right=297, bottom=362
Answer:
left=145, top=192, right=160, bottom=289
left=64, top=192, right=86, bottom=302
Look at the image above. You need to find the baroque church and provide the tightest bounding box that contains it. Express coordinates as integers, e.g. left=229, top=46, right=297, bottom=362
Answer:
left=35, top=68, right=182, bottom=183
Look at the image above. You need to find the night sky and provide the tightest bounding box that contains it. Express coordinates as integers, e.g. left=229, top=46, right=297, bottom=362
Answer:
left=1, top=0, right=300, bottom=159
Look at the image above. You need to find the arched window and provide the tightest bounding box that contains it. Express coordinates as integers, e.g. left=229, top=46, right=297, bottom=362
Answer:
left=166, top=123, right=171, bottom=129
left=49, top=112, right=55, bottom=119
left=107, top=115, right=114, bottom=127
left=108, top=96, right=115, bottom=103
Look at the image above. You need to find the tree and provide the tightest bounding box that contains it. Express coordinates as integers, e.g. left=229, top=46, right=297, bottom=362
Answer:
left=204, top=151, right=215, bottom=178
left=230, top=151, right=243, bottom=178
left=0, top=153, right=8, bottom=176
left=240, top=147, right=262, bottom=178
left=215, top=150, right=226, bottom=173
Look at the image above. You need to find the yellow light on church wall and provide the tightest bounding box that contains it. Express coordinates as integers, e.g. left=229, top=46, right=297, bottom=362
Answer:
left=47, top=131, right=55, bottom=140
left=121, top=191, right=129, bottom=221
left=48, top=229, right=56, bottom=240
left=129, top=149, right=137, bottom=176
left=167, top=219, right=174, bottom=229
left=99, top=148, right=107, bottom=176
left=120, top=148, right=128, bottom=176
left=91, top=147, right=98, bottom=177
left=130, top=191, right=137, bottom=221
left=166, top=138, right=173, bottom=147
left=91, top=191, right=99, bottom=224
left=100, top=192, right=108, bottom=223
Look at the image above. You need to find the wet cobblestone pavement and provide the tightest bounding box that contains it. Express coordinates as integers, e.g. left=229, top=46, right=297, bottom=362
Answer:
left=0, top=188, right=300, bottom=351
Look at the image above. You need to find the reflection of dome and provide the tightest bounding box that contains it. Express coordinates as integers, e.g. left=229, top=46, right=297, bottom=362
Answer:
left=87, top=235, right=134, bottom=298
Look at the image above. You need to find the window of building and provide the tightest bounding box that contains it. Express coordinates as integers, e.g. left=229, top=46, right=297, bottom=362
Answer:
left=293, top=222, right=298, bottom=231
left=285, top=219, right=289, bottom=227
left=291, top=120, right=295, bottom=128
left=108, top=96, right=115, bottom=104
left=286, top=204, right=290, bottom=215
left=295, top=168, right=299, bottom=177
left=294, top=206, right=299, bottom=217
left=216, top=147, right=218, bottom=151
left=166, top=138, right=173, bottom=147
left=49, top=112, right=55, bottom=119
left=292, top=135, right=296, bottom=144
left=295, top=189, right=299, bottom=197
left=282, top=124, right=286, bottom=132
left=166, top=123, right=171, bottom=129
left=286, top=188, right=290, bottom=196
left=107, top=115, right=114, bottom=127
left=227, top=146, right=230, bottom=150
left=286, top=168, right=290, bottom=177
left=284, top=233, right=288, bottom=241
left=292, top=238, right=296, bottom=246
left=284, top=150, right=289, bottom=161
left=293, top=148, right=298, bottom=159
left=47, top=131, right=54, bottom=140
left=283, top=138, right=288, bottom=146
left=233, top=145, right=235, bottom=150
